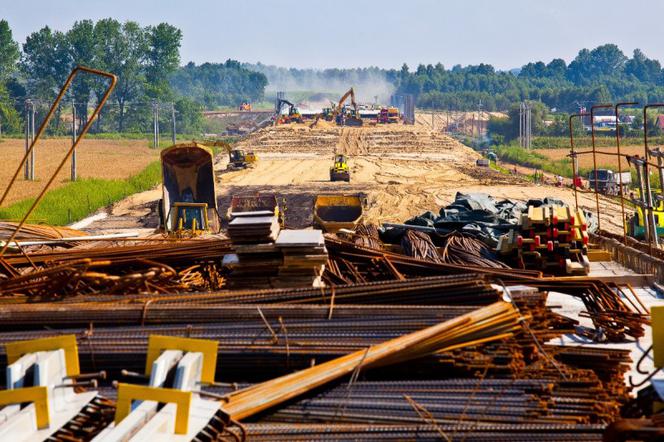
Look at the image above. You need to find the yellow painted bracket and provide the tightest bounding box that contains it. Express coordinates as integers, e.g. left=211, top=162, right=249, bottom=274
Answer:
left=653, top=306, right=664, bottom=368
left=115, top=383, right=192, bottom=435
left=5, top=335, right=79, bottom=376
left=0, top=386, right=50, bottom=429
left=145, top=335, right=218, bottom=384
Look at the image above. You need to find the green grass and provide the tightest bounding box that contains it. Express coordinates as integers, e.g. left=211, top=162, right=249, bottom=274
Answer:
left=0, top=161, right=162, bottom=226
left=494, top=144, right=583, bottom=178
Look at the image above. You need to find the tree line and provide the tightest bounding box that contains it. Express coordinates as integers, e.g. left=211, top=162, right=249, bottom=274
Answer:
left=0, top=19, right=268, bottom=136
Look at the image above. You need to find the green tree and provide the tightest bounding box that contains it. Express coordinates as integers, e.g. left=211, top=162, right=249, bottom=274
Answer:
left=0, top=20, right=20, bottom=80
left=67, top=20, right=97, bottom=126
left=145, top=23, right=182, bottom=99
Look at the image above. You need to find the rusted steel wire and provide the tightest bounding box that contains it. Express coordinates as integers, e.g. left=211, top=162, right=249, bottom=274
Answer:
left=401, top=229, right=443, bottom=263
left=438, top=232, right=511, bottom=269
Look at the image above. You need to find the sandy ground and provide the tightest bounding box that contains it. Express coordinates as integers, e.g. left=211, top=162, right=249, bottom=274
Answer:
left=0, top=138, right=157, bottom=205
left=81, top=122, right=629, bottom=236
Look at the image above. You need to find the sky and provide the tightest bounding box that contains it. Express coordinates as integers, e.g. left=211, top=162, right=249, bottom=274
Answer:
left=3, top=0, right=664, bottom=71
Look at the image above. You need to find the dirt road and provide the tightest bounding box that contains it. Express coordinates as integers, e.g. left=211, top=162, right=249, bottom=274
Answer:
left=85, top=122, right=629, bottom=235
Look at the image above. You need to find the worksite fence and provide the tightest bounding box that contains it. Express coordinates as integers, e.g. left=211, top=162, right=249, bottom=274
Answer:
left=2, top=98, right=181, bottom=182
left=569, top=103, right=664, bottom=282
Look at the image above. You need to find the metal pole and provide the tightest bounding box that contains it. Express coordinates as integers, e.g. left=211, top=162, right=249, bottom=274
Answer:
left=152, top=101, right=158, bottom=149
left=643, top=104, right=664, bottom=250
left=590, top=104, right=614, bottom=233
left=568, top=113, right=588, bottom=211
left=71, top=101, right=77, bottom=181
left=30, top=101, right=35, bottom=180
left=171, top=102, right=176, bottom=145
left=615, top=102, right=638, bottom=245
left=24, top=100, right=30, bottom=180
left=519, top=103, right=523, bottom=148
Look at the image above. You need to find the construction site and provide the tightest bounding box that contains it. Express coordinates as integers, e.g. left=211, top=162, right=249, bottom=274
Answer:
left=1, top=63, right=664, bottom=442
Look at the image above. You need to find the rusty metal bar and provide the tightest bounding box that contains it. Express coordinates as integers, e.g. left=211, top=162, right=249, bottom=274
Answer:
left=590, top=104, right=614, bottom=232
left=0, top=66, right=117, bottom=257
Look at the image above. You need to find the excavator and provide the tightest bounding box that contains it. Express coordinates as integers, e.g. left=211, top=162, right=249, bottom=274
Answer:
left=310, top=88, right=363, bottom=128
left=332, top=88, right=363, bottom=127
left=275, top=98, right=302, bottom=124
left=330, top=154, right=351, bottom=182
left=239, top=102, right=252, bottom=111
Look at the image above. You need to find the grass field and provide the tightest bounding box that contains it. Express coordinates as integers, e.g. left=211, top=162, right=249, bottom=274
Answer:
left=0, top=138, right=158, bottom=205
left=0, top=161, right=162, bottom=225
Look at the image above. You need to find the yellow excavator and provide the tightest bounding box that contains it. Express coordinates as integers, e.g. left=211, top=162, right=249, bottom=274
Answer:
left=275, top=98, right=302, bottom=125
left=330, top=154, right=351, bottom=182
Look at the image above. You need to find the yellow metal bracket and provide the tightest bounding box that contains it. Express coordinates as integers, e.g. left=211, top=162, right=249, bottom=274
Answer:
left=653, top=306, right=664, bottom=368
left=5, top=335, right=80, bottom=376
left=114, top=383, right=192, bottom=434
left=145, top=335, right=218, bottom=384
left=0, top=386, right=50, bottom=429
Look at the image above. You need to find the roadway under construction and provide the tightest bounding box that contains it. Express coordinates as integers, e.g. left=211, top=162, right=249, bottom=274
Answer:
left=0, top=68, right=662, bottom=441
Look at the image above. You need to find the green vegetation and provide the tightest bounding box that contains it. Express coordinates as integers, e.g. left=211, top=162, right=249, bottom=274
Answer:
left=0, top=162, right=162, bottom=225
left=494, top=145, right=578, bottom=178
left=170, top=60, right=267, bottom=108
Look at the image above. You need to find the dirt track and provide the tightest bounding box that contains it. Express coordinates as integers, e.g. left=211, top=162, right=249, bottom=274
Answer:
left=87, top=121, right=628, bottom=235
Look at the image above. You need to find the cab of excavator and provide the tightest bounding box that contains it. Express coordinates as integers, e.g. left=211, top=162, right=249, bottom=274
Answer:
left=230, top=149, right=246, bottom=163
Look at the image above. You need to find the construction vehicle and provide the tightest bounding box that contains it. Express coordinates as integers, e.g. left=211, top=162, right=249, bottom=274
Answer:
left=587, top=169, right=631, bottom=195
left=627, top=189, right=664, bottom=239
left=228, top=193, right=285, bottom=227
left=239, top=102, right=252, bottom=111
left=378, top=107, right=400, bottom=124
left=159, top=142, right=219, bottom=235
left=199, top=139, right=257, bottom=170
left=330, top=154, right=351, bottom=182
left=332, top=88, right=363, bottom=126
left=313, top=194, right=363, bottom=233
left=275, top=98, right=302, bottom=124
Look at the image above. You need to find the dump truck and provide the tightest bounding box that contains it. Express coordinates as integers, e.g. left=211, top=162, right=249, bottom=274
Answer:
left=313, top=194, right=363, bottom=233
left=587, top=169, right=631, bottom=195
left=330, top=154, right=351, bottom=182
left=159, top=142, right=219, bottom=235
left=228, top=193, right=285, bottom=227
left=378, top=107, right=400, bottom=124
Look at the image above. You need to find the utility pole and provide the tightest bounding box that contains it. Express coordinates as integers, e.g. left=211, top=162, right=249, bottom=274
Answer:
left=152, top=101, right=160, bottom=149
left=24, top=100, right=36, bottom=180
left=71, top=101, right=77, bottom=181
left=171, top=102, right=176, bottom=145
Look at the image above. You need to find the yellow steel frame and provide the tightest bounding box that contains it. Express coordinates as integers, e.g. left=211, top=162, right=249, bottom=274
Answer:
left=0, top=386, right=50, bottom=429
left=172, top=202, right=209, bottom=233
left=653, top=306, right=664, bottom=368
left=144, top=335, right=218, bottom=384
left=5, top=334, right=80, bottom=376
left=114, top=383, right=192, bottom=435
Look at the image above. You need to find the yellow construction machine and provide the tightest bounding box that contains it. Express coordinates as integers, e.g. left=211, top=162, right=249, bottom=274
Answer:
left=275, top=98, right=302, bottom=124
left=333, top=88, right=363, bottom=126
left=159, top=142, right=220, bottom=235
left=239, top=102, right=252, bottom=111
left=330, top=154, right=351, bottom=182
left=199, top=139, right=257, bottom=170
left=313, top=194, right=363, bottom=233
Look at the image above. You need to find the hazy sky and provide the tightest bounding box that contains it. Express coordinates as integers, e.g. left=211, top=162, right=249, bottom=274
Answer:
left=3, top=0, right=664, bottom=70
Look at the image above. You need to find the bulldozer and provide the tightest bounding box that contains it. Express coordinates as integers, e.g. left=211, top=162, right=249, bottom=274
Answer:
left=330, top=154, right=351, bottom=182
left=198, top=139, right=257, bottom=170
left=275, top=98, right=302, bottom=124
left=159, top=142, right=220, bottom=235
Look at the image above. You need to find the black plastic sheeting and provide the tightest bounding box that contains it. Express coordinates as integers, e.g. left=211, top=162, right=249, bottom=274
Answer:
left=396, top=193, right=570, bottom=247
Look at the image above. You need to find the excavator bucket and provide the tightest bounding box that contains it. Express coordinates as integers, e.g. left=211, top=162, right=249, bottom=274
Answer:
left=313, top=194, right=363, bottom=233
left=160, top=143, right=218, bottom=233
